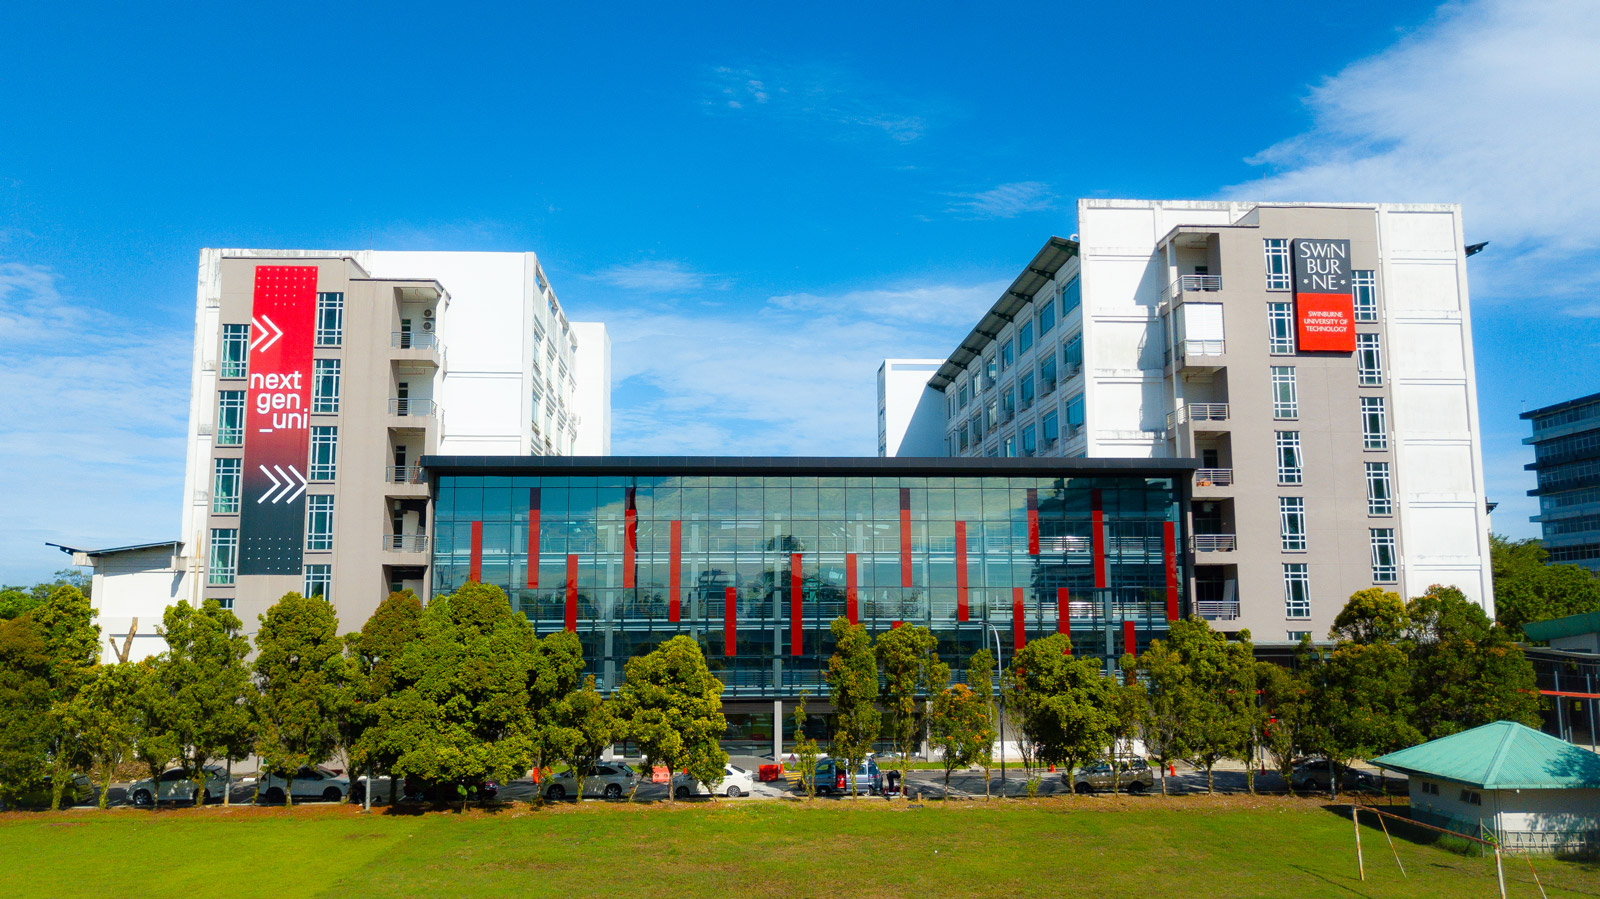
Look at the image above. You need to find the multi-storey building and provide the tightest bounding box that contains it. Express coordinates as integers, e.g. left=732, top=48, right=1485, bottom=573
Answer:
left=79, top=249, right=611, bottom=658
left=876, top=360, right=945, bottom=457
left=887, top=200, right=1493, bottom=640
left=1522, top=392, right=1600, bottom=570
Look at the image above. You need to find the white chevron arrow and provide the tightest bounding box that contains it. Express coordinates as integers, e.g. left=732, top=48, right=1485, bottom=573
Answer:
left=281, top=465, right=307, bottom=503
left=270, top=464, right=294, bottom=503
left=257, top=465, right=281, bottom=503
left=250, top=315, right=283, bottom=352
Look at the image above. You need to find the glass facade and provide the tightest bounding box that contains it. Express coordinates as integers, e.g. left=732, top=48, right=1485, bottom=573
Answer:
left=429, top=462, right=1186, bottom=699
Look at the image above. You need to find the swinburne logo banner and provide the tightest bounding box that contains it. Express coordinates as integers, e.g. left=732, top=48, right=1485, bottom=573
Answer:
left=239, top=265, right=317, bottom=576
left=1292, top=238, right=1355, bottom=353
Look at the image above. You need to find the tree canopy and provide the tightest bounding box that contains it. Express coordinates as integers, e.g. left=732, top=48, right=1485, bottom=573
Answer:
left=1490, top=534, right=1600, bottom=637
left=616, top=635, right=727, bottom=802
left=254, top=592, right=346, bottom=805
left=825, top=617, right=879, bottom=798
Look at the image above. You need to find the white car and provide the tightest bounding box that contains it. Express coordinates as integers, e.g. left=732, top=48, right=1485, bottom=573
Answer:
left=129, top=765, right=230, bottom=806
left=544, top=762, right=638, bottom=801
left=259, top=766, right=350, bottom=803
left=673, top=763, right=755, bottom=799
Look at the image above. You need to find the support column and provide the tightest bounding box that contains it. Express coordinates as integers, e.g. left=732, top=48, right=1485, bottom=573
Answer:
left=774, top=699, right=784, bottom=761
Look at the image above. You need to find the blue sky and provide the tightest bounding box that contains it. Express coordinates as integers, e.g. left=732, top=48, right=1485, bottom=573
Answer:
left=2, top=0, right=1597, bottom=583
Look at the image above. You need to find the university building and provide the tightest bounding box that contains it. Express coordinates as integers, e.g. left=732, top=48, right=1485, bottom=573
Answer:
left=1521, top=392, right=1600, bottom=570
left=881, top=200, right=1494, bottom=640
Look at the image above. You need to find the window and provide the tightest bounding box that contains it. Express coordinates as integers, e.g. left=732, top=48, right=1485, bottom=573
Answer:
left=309, top=426, right=338, bottom=481
left=1264, top=239, right=1291, bottom=291
left=1366, top=462, right=1393, bottom=515
left=1060, top=277, right=1081, bottom=315
left=315, top=292, right=344, bottom=347
left=958, top=380, right=969, bottom=410
left=1421, top=781, right=1440, bottom=796
left=306, top=495, right=334, bottom=551
left=1000, top=339, right=1014, bottom=372
left=1002, top=436, right=1016, bottom=458
left=1371, top=529, right=1398, bottom=582
left=1277, top=431, right=1303, bottom=485
left=1268, top=303, right=1296, bottom=355
left=1063, top=334, right=1083, bottom=375
left=1001, top=387, right=1015, bottom=420
left=212, top=458, right=241, bottom=514
left=312, top=359, right=341, bottom=414
left=1018, top=320, right=1034, bottom=353
left=1280, top=497, right=1307, bottom=551
left=1040, top=355, right=1057, bottom=392
left=304, top=564, right=332, bottom=601
left=1042, top=410, right=1060, bottom=446
left=1065, top=393, right=1085, bottom=434
left=209, top=529, right=238, bottom=586
left=220, top=324, right=249, bottom=378
left=985, top=400, right=998, bottom=433
left=958, top=422, right=970, bottom=452
left=1286, top=631, right=1311, bottom=642
left=1037, top=299, right=1055, bottom=336
left=983, top=355, right=997, bottom=390
left=1362, top=397, right=1388, bottom=450
left=1020, top=372, right=1035, bottom=408
left=217, top=390, right=245, bottom=446
left=1459, top=789, right=1481, bottom=806
left=1021, top=424, right=1037, bottom=457
left=1271, top=367, right=1298, bottom=419
left=1353, top=270, right=1377, bottom=322
left=1356, top=334, right=1383, bottom=386
left=1283, top=563, right=1310, bottom=619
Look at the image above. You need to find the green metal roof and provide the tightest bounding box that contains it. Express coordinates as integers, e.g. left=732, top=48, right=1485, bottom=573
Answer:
left=1373, top=721, right=1600, bottom=790
left=1523, top=610, right=1600, bottom=643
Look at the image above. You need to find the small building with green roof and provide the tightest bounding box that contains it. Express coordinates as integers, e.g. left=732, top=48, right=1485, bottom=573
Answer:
left=1374, top=720, right=1600, bottom=854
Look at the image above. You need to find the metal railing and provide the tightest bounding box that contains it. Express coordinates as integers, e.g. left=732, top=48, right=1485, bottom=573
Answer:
left=1178, top=339, right=1225, bottom=357
left=1192, top=534, right=1237, bottom=552
left=1195, top=468, right=1234, bottom=487
left=387, top=464, right=424, bottom=484
left=1167, top=403, right=1230, bottom=428
left=392, top=330, right=440, bottom=350
left=1041, top=378, right=1057, bottom=395
left=1167, top=274, right=1222, bottom=297
left=1196, top=600, right=1240, bottom=620
left=388, top=398, right=438, bottom=417
left=383, top=534, right=429, bottom=553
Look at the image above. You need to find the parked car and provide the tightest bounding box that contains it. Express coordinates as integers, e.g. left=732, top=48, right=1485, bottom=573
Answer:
left=1290, top=758, right=1372, bottom=793
left=673, top=763, right=755, bottom=799
left=402, top=776, right=500, bottom=804
left=4, top=773, right=96, bottom=809
left=544, top=763, right=638, bottom=801
left=798, top=757, right=882, bottom=796
left=259, top=766, right=350, bottom=803
left=1068, top=759, right=1153, bottom=794
left=129, top=766, right=229, bottom=806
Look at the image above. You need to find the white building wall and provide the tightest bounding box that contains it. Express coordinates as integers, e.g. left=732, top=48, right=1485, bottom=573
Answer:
left=80, top=545, right=187, bottom=663
left=878, top=360, right=946, bottom=456
left=570, top=321, right=612, bottom=456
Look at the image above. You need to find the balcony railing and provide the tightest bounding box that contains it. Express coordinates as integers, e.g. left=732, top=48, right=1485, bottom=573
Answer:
left=1167, top=403, right=1231, bottom=428
left=1167, top=274, right=1222, bottom=298
left=1195, top=468, right=1234, bottom=487
left=1041, top=378, right=1057, bottom=395
left=392, top=331, right=441, bottom=350
left=387, top=464, right=424, bottom=484
left=1177, top=339, right=1225, bottom=357
left=388, top=398, right=438, bottom=417
left=1197, top=600, right=1240, bottom=621
left=384, top=534, right=429, bottom=553
left=1192, top=534, right=1237, bottom=553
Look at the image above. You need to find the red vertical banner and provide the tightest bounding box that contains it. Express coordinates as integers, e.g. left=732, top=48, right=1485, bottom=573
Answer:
left=1012, top=588, right=1025, bottom=651
left=1123, top=620, right=1138, bottom=657
left=891, top=621, right=903, bottom=629
left=526, top=487, right=541, bottom=588
left=1026, top=489, right=1040, bottom=556
left=955, top=522, right=969, bottom=622
left=623, top=486, right=637, bottom=589
left=1057, top=587, right=1070, bottom=635
left=469, top=521, right=483, bottom=582
left=899, top=487, right=913, bottom=587
left=668, top=520, right=682, bottom=622
left=238, top=265, right=318, bottom=575
left=1163, top=520, right=1179, bottom=621
left=790, top=553, right=803, bottom=657
left=564, top=554, right=578, bottom=632
left=1091, top=489, right=1107, bottom=590
left=724, top=587, right=737, bottom=656
left=845, top=552, right=859, bottom=624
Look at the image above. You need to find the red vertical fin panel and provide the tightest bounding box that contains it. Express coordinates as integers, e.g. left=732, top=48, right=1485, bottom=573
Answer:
left=526, top=488, right=541, bottom=588
left=1091, top=489, right=1107, bottom=590
left=955, top=521, right=969, bottom=622
left=1123, top=620, right=1138, bottom=658
left=564, top=553, right=578, bottom=632
left=892, top=620, right=903, bottom=629
left=623, top=486, right=637, bottom=589
left=845, top=552, right=859, bottom=624
left=469, top=521, right=483, bottom=582
left=1163, top=520, right=1179, bottom=621
left=899, top=487, right=913, bottom=587
left=1027, top=488, right=1040, bottom=556
left=1012, top=587, right=1025, bottom=651
left=725, top=587, right=737, bottom=656
left=1057, top=587, right=1070, bottom=635
left=668, top=520, right=682, bottom=622
left=791, top=553, right=803, bottom=657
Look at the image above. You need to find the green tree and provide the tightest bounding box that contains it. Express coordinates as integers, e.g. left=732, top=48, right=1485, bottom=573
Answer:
left=1146, top=618, right=1256, bottom=794
left=1406, top=584, right=1541, bottom=738
left=547, top=674, right=617, bottom=802
left=1004, top=634, right=1116, bottom=792
left=617, top=635, right=727, bottom=804
left=383, top=582, right=541, bottom=809
left=790, top=690, right=821, bottom=800
left=1136, top=635, right=1188, bottom=796
left=60, top=662, right=145, bottom=809
left=928, top=682, right=993, bottom=798
left=1104, top=655, right=1148, bottom=793
left=824, top=618, right=879, bottom=799
left=965, top=649, right=997, bottom=799
left=1256, top=658, right=1310, bottom=782
left=33, top=585, right=101, bottom=810
left=158, top=600, right=255, bottom=806
left=1303, top=640, right=1420, bottom=798
left=1491, top=534, right=1600, bottom=636
left=1330, top=588, right=1409, bottom=644
left=529, top=630, right=587, bottom=784
left=874, top=623, right=948, bottom=794
left=0, top=614, right=52, bottom=806
left=128, top=656, right=180, bottom=811
left=254, top=592, right=346, bottom=808
left=347, top=590, right=424, bottom=806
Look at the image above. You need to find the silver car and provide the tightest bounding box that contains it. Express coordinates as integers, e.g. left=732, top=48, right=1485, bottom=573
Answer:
left=1067, top=759, right=1154, bottom=794
left=544, top=763, right=638, bottom=801
left=259, top=765, right=350, bottom=803
left=129, top=765, right=230, bottom=806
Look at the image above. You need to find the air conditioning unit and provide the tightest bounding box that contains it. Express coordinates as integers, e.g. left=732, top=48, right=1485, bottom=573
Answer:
left=420, top=320, right=435, bottom=332
left=422, top=308, right=435, bottom=319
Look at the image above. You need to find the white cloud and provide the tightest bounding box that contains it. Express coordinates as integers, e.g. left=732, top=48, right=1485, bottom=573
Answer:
left=945, top=182, right=1056, bottom=219
left=705, top=64, right=930, bottom=142
left=590, top=260, right=711, bottom=293
left=0, top=263, right=190, bottom=583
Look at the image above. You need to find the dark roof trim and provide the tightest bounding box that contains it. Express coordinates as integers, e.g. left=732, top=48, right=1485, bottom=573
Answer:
left=928, top=236, right=1079, bottom=391
left=421, top=455, right=1198, bottom=477
left=47, top=540, right=181, bottom=557
left=1521, top=391, right=1600, bottom=420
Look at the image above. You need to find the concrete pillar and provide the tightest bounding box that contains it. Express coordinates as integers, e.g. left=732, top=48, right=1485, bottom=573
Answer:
left=773, top=699, right=784, bottom=761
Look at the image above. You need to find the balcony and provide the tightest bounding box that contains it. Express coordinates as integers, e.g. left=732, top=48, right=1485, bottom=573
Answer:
left=1162, top=274, right=1223, bottom=302
left=391, top=331, right=443, bottom=367
left=388, top=398, right=438, bottom=418
left=1194, top=468, right=1233, bottom=487
left=1167, top=403, right=1230, bottom=429
left=386, top=464, right=429, bottom=496
left=1196, top=600, right=1240, bottom=621
left=383, top=533, right=429, bottom=554
left=1192, top=534, right=1237, bottom=553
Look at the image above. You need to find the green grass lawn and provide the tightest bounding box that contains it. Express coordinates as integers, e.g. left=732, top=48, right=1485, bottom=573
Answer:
left=3, top=796, right=1595, bottom=898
